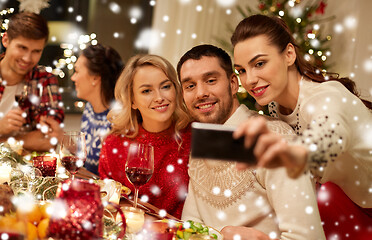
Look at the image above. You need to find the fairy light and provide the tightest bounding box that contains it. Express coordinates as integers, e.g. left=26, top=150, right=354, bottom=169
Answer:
left=307, top=33, right=316, bottom=39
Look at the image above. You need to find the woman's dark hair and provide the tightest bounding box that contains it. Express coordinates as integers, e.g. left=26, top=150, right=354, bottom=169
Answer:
left=231, top=14, right=372, bottom=109
left=82, top=44, right=124, bottom=108
left=7, top=12, right=49, bottom=42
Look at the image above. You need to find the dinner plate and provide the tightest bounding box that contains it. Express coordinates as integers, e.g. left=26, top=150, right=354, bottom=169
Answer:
left=208, top=226, right=223, bottom=240
left=153, top=220, right=224, bottom=240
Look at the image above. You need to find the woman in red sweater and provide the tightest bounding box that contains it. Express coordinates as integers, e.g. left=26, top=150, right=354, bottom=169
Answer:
left=99, top=54, right=191, bottom=219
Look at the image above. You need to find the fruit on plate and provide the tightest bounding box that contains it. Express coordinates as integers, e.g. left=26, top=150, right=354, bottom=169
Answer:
left=0, top=201, right=52, bottom=240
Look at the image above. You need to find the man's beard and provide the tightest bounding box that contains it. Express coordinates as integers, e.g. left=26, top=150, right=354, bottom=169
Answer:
left=190, top=96, right=233, bottom=124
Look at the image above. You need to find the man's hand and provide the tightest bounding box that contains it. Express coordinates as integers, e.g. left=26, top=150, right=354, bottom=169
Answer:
left=221, top=226, right=278, bottom=240
left=0, top=109, right=26, bottom=135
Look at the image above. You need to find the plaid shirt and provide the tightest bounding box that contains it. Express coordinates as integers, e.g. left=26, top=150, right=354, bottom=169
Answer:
left=0, top=55, right=64, bottom=129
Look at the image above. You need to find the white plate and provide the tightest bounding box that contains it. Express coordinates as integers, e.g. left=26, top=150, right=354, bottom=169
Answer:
left=209, top=226, right=223, bottom=240
left=154, top=220, right=223, bottom=239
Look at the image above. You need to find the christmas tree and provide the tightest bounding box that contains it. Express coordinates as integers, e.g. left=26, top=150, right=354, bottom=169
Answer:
left=219, top=0, right=334, bottom=113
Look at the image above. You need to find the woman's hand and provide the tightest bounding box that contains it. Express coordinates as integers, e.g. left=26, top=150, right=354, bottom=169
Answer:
left=39, top=115, right=64, bottom=143
left=221, top=226, right=278, bottom=240
left=233, top=117, right=307, bottom=178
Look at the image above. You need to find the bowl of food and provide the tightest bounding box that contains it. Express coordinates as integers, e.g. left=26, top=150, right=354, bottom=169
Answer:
left=141, top=220, right=178, bottom=240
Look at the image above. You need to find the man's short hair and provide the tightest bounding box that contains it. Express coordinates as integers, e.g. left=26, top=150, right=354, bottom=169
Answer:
left=7, top=12, right=49, bottom=42
left=177, top=44, right=233, bottom=81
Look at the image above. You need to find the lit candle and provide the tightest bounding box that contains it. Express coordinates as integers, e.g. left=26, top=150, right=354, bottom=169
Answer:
left=109, top=191, right=120, bottom=205
left=0, top=163, right=12, bottom=184
left=117, top=207, right=145, bottom=233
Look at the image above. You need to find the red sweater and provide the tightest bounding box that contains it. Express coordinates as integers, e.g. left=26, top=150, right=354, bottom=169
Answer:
left=99, top=124, right=191, bottom=219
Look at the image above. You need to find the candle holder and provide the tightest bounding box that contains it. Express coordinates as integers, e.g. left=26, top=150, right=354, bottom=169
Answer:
left=32, top=156, right=57, bottom=177
left=120, top=206, right=145, bottom=234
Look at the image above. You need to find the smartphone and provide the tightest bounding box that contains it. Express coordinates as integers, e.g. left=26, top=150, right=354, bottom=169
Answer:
left=191, top=122, right=256, bottom=163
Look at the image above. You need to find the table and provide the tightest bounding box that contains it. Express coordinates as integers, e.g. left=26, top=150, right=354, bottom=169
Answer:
left=75, top=167, right=180, bottom=221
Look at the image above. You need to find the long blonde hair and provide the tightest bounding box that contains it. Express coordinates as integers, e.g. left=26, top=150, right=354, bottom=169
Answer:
left=108, top=54, right=190, bottom=141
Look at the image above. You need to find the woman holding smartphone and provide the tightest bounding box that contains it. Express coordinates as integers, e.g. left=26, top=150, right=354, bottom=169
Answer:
left=231, top=14, right=372, bottom=238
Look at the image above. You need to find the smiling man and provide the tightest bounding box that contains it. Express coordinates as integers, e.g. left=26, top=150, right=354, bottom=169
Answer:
left=177, top=44, right=325, bottom=240
left=0, top=12, right=64, bottom=151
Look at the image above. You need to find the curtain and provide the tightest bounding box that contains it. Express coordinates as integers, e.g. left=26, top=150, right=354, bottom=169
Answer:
left=150, top=0, right=372, bottom=101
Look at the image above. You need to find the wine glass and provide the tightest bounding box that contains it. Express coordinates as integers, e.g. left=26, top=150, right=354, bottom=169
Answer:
left=14, top=85, right=33, bottom=131
left=125, top=143, right=154, bottom=208
left=59, top=131, right=87, bottom=179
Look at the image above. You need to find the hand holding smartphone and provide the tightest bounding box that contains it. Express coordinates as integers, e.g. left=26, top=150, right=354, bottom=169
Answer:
left=191, top=122, right=256, bottom=163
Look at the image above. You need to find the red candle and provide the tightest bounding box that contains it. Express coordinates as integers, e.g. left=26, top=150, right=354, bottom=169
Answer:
left=32, top=156, right=57, bottom=177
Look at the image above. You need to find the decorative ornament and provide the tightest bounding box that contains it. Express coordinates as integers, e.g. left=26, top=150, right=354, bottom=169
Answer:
left=315, top=1, right=327, bottom=15
left=17, top=0, right=50, bottom=14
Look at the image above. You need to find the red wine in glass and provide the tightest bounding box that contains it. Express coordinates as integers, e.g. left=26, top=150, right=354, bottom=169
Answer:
left=60, top=132, right=87, bottom=179
left=125, top=167, right=153, bottom=188
left=15, top=95, right=32, bottom=110
left=61, top=156, right=84, bottom=174
left=125, top=143, right=154, bottom=208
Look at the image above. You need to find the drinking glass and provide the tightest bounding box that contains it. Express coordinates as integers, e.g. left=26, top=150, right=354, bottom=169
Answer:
left=59, top=132, right=87, bottom=179
left=14, top=85, right=33, bottom=131
left=125, top=143, right=154, bottom=208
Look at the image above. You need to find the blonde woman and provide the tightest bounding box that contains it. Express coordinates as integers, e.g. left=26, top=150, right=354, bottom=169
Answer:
left=99, top=54, right=191, bottom=218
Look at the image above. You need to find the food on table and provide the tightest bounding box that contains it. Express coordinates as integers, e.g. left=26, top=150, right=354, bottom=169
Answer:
left=143, top=220, right=218, bottom=240
left=0, top=185, right=15, bottom=215
left=121, top=185, right=131, bottom=196
left=176, top=220, right=218, bottom=240
left=16, top=204, right=42, bottom=226
left=37, top=218, right=49, bottom=239
left=0, top=201, right=51, bottom=240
